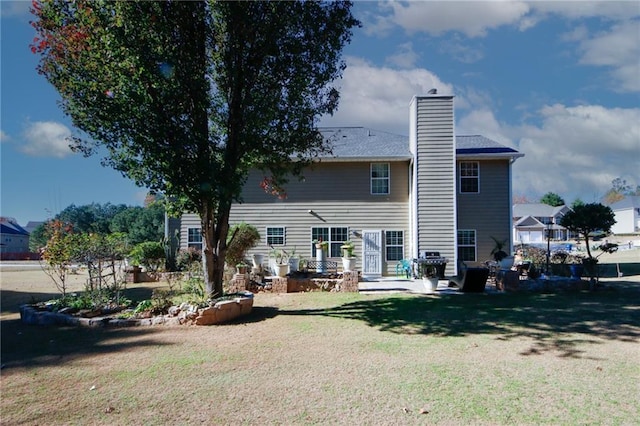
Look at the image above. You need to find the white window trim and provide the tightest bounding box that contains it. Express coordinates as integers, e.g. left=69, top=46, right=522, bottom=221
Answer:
left=459, top=161, right=480, bottom=194
left=311, top=226, right=350, bottom=257
left=370, top=162, right=390, bottom=195
left=187, top=227, right=203, bottom=250
left=266, top=226, right=286, bottom=246
left=457, top=229, right=477, bottom=262
left=385, top=230, right=404, bottom=262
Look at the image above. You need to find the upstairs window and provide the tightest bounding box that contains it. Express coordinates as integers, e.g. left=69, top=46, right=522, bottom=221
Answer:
left=371, top=163, right=390, bottom=195
left=459, top=162, right=479, bottom=193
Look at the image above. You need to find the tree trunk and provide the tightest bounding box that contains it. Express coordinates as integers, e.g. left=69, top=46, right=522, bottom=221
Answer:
left=200, top=202, right=231, bottom=299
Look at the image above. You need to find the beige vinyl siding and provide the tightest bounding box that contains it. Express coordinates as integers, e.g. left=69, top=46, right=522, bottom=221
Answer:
left=413, top=96, right=457, bottom=264
left=179, top=214, right=202, bottom=249
left=457, top=159, right=512, bottom=266
left=241, top=161, right=408, bottom=203
left=180, top=160, right=411, bottom=276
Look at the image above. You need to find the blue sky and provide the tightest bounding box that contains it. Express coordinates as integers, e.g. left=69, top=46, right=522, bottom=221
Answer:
left=2, top=1, right=639, bottom=226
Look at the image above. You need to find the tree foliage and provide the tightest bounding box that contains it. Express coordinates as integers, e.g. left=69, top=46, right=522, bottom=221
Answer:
left=225, top=222, right=261, bottom=267
left=32, top=0, right=359, bottom=297
left=110, top=202, right=165, bottom=245
left=602, top=177, right=640, bottom=205
left=560, top=203, right=616, bottom=260
left=540, top=192, right=565, bottom=207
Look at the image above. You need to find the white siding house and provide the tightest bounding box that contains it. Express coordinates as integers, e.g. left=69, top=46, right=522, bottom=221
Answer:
left=610, top=197, right=640, bottom=234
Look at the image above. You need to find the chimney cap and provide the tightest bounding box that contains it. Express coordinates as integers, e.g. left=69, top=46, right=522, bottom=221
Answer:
left=427, top=88, right=437, bottom=94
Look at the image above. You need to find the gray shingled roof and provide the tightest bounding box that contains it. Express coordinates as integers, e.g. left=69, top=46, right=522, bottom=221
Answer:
left=318, top=127, right=520, bottom=160
left=609, top=196, right=640, bottom=211
left=319, top=127, right=411, bottom=159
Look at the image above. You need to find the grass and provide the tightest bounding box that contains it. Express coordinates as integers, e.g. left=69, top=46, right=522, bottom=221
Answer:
left=1, top=267, right=640, bottom=424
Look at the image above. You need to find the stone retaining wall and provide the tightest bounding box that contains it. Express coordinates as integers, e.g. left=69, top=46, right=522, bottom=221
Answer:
left=231, top=271, right=360, bottom=294
left=20, top=292, right=254, bottom=327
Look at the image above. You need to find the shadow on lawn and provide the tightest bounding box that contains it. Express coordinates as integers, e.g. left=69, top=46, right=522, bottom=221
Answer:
left=1, top=286, right=172, bottom=371
left=279, top=281, right=640, bottom=359
left=0, top=319, right=173, bottom=370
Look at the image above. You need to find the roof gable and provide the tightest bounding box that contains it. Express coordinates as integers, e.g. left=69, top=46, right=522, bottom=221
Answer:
left=513, top=203, right=570, bottom=218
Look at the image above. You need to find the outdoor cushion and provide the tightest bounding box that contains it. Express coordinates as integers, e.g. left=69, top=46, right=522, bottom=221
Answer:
left=448, top=267, right=490, bottom=293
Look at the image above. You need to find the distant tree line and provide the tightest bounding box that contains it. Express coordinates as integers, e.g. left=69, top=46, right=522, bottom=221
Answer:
left=513, top=176, right=639, bottom=208
left=29, top=200, right=165, bottom=252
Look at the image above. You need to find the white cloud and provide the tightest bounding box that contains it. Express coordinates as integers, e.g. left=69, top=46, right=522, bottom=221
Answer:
left=0, top=130, right=10, bottom=142
left=380, top=1, right=532, bottom=38
left=320, top=57, right=455, bottom=134
left=573, top=20, right=640, bottom=92
left=385, top=42, right=419, bottom=69
left=21, top=121, right=74, bottom=158
left=509, top=104, right=640, bottom=202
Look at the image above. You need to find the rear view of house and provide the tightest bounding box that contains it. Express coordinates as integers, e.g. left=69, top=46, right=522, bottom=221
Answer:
left=174, top=93, right=523, bottom=276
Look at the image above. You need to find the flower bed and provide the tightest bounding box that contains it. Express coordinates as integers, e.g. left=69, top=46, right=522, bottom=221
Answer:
left=20, top=292, right=254, bottom=327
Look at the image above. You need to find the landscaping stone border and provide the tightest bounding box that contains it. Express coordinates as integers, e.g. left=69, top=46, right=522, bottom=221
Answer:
left=20, top=292, right=254, bottom=327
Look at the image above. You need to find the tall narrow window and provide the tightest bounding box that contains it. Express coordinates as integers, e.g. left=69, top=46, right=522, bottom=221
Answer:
left=266, top=227, right=285, bottom=245
left=457, top=229, right=476, bottom=262
left=385, top=230, right=404, bottom=261
left=187, top=228, right=202, bottom=250
left=459, top=161, right=479, bottom=193
left=371, top=163, right=390, bottom=195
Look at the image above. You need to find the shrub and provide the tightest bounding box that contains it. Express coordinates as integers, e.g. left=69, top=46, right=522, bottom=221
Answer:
left=226, top=222, right=261, bottom=267
left=130, top=241, right=166, bottom=272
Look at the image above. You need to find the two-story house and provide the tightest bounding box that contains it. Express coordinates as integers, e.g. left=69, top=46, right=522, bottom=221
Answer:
left=174, top=94, right=524, bottom=277
left=512, top=203, right=573, bottom=244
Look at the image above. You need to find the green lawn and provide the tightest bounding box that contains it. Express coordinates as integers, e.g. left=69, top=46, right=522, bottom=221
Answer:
left=2, top=280, right=639, bottom=425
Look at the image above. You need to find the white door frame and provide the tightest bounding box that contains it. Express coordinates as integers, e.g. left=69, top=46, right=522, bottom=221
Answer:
left=362, top=230, right=383, bottom=277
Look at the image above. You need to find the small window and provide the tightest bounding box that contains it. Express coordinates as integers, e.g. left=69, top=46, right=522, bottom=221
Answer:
left=385, top=230, right=404, bottom=261
left=371, top=163, right=390, bottom=195
left=266, top=226, right=285, bottom=246
left=187, top=228, right=202, bottom=250
left=459, top=162, right=479, bottom=193
left=457, top=229, right=476, bottom=262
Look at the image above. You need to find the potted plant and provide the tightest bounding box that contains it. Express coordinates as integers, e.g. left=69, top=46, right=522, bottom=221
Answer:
left=270, top=248, right=289, bottom=277
left=340, top=240, right=356, bottom=271
left=421, top=264, right=439, bottom=293
left=252, top=253, right=264, bottom=269
left=313, top=238, right=329, bottom=273
left=236, top=262, right=249, bottom=275
left=288, top=247, right=299, bottom=273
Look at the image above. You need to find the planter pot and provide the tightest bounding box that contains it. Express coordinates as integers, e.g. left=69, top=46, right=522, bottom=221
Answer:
left=289, top=257, right=299, bottom=273
left=423, top=277, right=439, bottom=293
left=569, top=264, right=584, bottom=280
left=316, top=246, right=327, bottom=273
left=342, top=257, right=356, bottom=272
left=236, top=265, right=248, bottom=274
left=275, top=263, right=289, bottom=277
left=252, top=254, right=264, bottom=268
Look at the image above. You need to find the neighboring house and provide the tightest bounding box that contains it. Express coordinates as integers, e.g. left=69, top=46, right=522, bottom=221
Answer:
left=512, top=204, right=573, bottom=243
left=25, top=221, right=45, bottom=235
left=0, top=217, right=30, bottom=256
left=610, top=196, right=640, bottom=234
left=173, top=94, right=524, bottom=276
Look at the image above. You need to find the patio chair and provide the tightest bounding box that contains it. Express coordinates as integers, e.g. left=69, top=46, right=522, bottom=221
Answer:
left=395, top=259, right=412, bottom=278
left=448, top=267, right=490, bottom=293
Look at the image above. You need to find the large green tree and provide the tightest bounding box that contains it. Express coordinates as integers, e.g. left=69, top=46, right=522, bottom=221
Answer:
left=560, top=203, right=616, bottom=260
left=31, top=0, right=359, bottom=297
